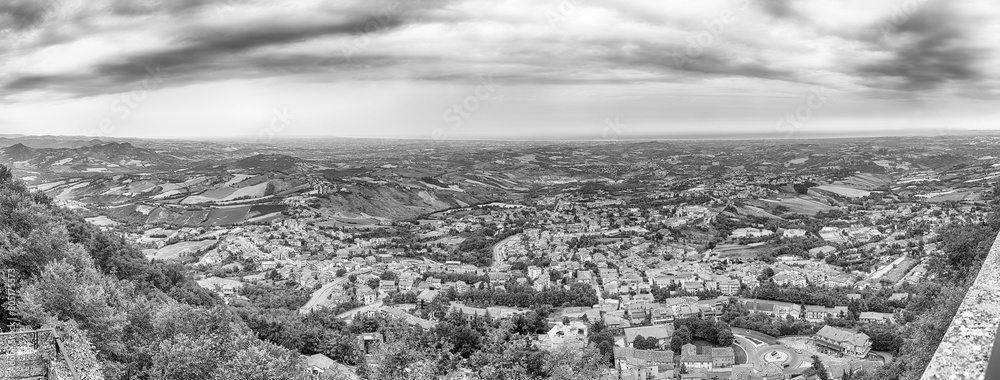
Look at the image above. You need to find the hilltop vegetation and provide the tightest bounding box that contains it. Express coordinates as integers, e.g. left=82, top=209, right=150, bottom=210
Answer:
left=856, top=206, right=1000, bottom=380
left=0, top=165, right=318, bottom=379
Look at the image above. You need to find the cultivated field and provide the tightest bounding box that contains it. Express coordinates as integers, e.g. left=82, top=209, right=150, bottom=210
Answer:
left=815, top=185, right=871, bottom=198
left=764, top=196, right=838, bottom=215
left=204, top=206, right=252, bottom=226
left=713, top=244, right=770, bottom=260
left=881, top=257, right=920, bottom=283
left=147, top=240, right=217, bottom=262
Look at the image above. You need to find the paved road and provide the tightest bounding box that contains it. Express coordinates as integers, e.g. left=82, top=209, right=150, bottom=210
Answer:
left=734, top=334, right=763, bottom=365
left=731, top=328, right=804, bottom=375
left=336, top=300, right=384, bottom=320
left=299, top=269, right=367, bottom=313
left=733, top=327, right=778, bottom=345
left=871, top=254, right=908, bottom=279
left=491, top=234, right=520, bottom=269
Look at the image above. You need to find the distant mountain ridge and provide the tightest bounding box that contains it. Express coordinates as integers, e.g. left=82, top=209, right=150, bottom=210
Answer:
left=1, top=141, right=182, bottom=170
left=232, top=154, right=305, bottom=173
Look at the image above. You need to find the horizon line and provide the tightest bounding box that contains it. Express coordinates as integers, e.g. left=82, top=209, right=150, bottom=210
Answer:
left=0, top=128, right=985, bottom=144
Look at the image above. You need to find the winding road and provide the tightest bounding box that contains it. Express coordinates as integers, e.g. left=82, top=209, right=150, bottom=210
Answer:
left=491, top=234, right=520, bottom=269
left=298, top=268, right=368, bottom=314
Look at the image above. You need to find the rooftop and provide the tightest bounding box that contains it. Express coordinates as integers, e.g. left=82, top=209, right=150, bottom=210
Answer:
left=623, top=324, right=675, bottom=344
left=815, top=325, right=870, bottom=347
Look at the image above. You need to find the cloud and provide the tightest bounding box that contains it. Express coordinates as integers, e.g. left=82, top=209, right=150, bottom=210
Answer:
left=757, top=0, right=797, bottom=19
left=0, top=0, right=997, bottom=104
left=0, top=0, right=53, bottom=30
left=609, top=40, right=799, bottom=84
left=1, top=0, right=415, bottom=97
left=856, top=0, right=990, bottom=92
left=95, top=13, right=403, bottom=73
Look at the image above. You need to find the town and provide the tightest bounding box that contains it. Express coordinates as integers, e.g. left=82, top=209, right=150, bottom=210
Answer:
left=6, top=136, right=995, bottom=379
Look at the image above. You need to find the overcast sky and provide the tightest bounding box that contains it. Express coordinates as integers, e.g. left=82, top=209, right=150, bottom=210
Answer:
left=1, top=0, right=998, bottom=140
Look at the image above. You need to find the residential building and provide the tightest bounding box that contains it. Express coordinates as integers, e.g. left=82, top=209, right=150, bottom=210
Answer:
left=782, top=229, right=808, bottom=238
left=731, top=228, right=774, bottom=239
left=679, top=344, right=735, bottom=371
left=740, top=299, right=799, bottom=319
left=804, top=305, right=849, bottom=322
left=304, top=353, right=337, bottom=375
left=357, top=287, right=378, bottom=305
left=527, top=266, right=543, bottom=279
left=679, top=347, right=712, bottom=371
left=809, top=245, right=837, bottom=258
left=537, top=321, right=588, bottom=351
left=858, top=312, right=895, bottom=324
left=379, top=280, right=397, bottom=294
left=772, top=272, right=807, bottom=287
left=731, top=363, right=784, bottom=380
left=416, top=289, right=439, bottom=309
left=718, top=280, right=740, bottom=296
left=812, top=326, right=872, bottom=358
left=398, top=278, right=415, bottom=292
left=711, top=347, right=735, bottom=369
left=624, top=324, right=675, bottom=349
left=196, top=277, right=244, bottom=297
left=613, top=347, right=675, bottom=380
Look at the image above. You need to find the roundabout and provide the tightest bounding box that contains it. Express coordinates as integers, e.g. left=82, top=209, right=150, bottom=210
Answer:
left=763, top=349, right=789, bottom=363
left=731, top=328, right=805, bottom=374
left=760, top=347, right=795, bottom=366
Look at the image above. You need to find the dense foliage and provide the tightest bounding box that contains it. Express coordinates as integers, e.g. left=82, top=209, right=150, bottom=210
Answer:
left=855, top=209, right=1000, bottom=380
left=429, top=228, right=524, bottom=266
left=719, top=299, right=820, bottom=337
left=454, top=282, right=599, bottom=309
left=0, top=166, right=317, bottom=379
left=352, top=311, right=605, bottom=379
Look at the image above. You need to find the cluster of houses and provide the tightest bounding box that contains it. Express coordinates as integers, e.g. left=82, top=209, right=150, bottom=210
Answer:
left=739, top=297, right=901, bottom=328
left=608, top=324, right=873, bottom=380
left=609, top=323, right=736, bottom=379
left=818, top=226, right=883, bottom=245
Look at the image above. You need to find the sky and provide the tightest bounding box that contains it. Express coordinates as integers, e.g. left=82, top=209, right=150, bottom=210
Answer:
left=0, top=0, right=999, bottom=140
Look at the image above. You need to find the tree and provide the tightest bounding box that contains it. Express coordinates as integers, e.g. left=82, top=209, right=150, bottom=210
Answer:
left=633, top=335, right=658, bottom=350
left=587, top=321, right=615, bottom=367
left=544, top=346, right=606, bottom=380
left=433, top=322, right=482, bottom=358
left=17, top=245, right=140, bottom=369
left=758, top=267, right=775, bottom=282
left=336, top=268, right=347, bottom=277
left=364, top=324, right=448, bottom=380
left=811, top=355, right=830, bottom=380
left=366, top=277, right=381, bottom=290
left=716, top=323, right=735, bottom=346
left=150, top=334, right=220, bottom=380
left=0, top=167, right=313, bottom=379
left=670, top=325, right=692, bottom=353
left=860, top=323, right=904, bottom=353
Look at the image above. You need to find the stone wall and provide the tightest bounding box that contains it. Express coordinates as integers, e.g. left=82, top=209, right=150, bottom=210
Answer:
left=0, top=351, right=46, bottom=379
left=0, top=329, right=55, bottom=380
left=921, top=231, right=1000, bottom=379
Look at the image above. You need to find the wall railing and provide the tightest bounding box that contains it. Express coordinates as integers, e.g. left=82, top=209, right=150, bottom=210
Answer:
left=921, top=232, right=1000, bottom=380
